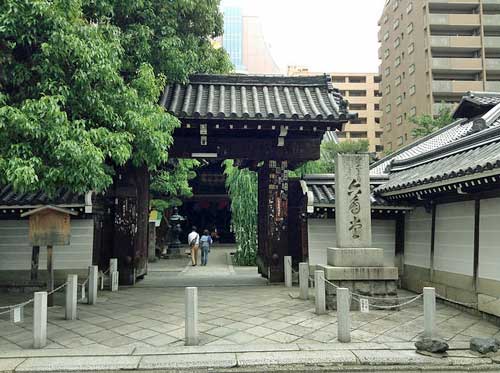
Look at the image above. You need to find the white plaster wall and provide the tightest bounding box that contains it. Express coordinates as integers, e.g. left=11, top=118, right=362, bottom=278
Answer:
left=308, top=218, right=396, bottom=266
left=479, top=197, right=500, bottom=281
left=404, top=207, right=432, bottom=268
left=434, top=201, right=474, bottom=276
left=0, top=219, right=94, bottom=270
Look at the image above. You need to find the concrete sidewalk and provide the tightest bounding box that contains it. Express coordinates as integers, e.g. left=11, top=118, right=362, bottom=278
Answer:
left=0, top=342, right=499, bottom=372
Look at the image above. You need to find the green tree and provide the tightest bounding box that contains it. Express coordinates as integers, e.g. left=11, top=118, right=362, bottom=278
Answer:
left=410, top=106, right=453, bottom=138
left=223, top=160, right=258, bottom=266
left=0, top=0, right=230, bottom=201
left=294, top=139, right=370, bottom=176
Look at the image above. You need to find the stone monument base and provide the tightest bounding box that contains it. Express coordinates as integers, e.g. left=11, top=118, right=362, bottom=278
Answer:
left=317, top=264, right=399, bottom=311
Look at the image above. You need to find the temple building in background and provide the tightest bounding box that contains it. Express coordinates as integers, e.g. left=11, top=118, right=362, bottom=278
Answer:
left=220, top=6, right=281, bottom=75
left=378, top=0, right=500, bottom=152
left=288, top=66, right=383, bottom=155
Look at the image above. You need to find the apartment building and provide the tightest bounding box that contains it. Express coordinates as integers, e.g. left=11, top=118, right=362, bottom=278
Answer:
left=288, top=67, right=384, bottom=154
left=378, top=0, right=500, bottom=151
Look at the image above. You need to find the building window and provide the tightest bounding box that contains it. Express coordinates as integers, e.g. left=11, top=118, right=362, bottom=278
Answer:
left=350, top=131, right=367, bottom=138
left=384, top=85, right=391, bottom=95
left=409, top=85, right=416, bottom=96
left=395, top=56, right=401, bottom=67
left=405, top=133, right=408, bottom=141
left=395, top=75, right=401, bottom=86
left=396, top=95, right=402, bottom=106
left=383, top=14, right=388, bottom=24
left=394, top=37, right=400, bottom=48
left=385, top=122, right=392, bottom=131
left=332, top=76, right=345, bottom=83
left=349, top=90, right=366, bottom=97
left=396, top=115, right=402, bottom=125
left=384, top=67, right=391, bottom=77
left=384, top=31, right=389, bottom=41
left=374, top=90, right=382, bottom=97
left=409, top=64, right=415, bottom=75
left=408, top=42, right=415, bottom=54
left=350, top=103, right=367, bottom=110
left=375, top=117, right=381, bottom=124
left=375, top=144, right=384, bottom=152
left=384, top=49, right=390, bottom=59
left=374, top=75, right=382, bottom=83
left=385, top=104, right=392, bottom=113
left=409, top=106, right=416, bottom=116
left=375, top=131, right=383, bottom=138
left=374, top=103, right=380, bottom=110
left=393, top=19, right=400, bottom=30
left=351, top=117, right=367, bottom=124
left=407, top=2, right=413, bottom=13
left=397, top=136, right=403, bottom=146
left=407, top=22, right=414, bottom=34
left=348, top=76, right=366, bottom=83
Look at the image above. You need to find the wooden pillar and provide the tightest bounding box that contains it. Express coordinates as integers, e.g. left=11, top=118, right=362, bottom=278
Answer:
left=113, top=162, right=150, bottom=285
left=47, top=245, right=54, bottom=307
left=31, top=246, right=40, bottom=281
left=257, top=160, right=289, bottom=283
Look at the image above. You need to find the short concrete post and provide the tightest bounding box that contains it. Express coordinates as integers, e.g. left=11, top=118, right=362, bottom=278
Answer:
left=33, top=291, right=47, bottom=348
left=315, top=270, right=326, bottom=315
left=337, top=287, right=351, bottom=343
left=423, top=287, right=436, bottom=338
left=110, top=258, right=118, bottom=273
left=65, top=274, right=78, bottom=320
left=299, top=262, right=309, bottom=300
left=110, top=258, right=119, bottom=292
left=185, top=287, right=198, bottom=346
left=88, top=265, right=98, bottom=305
left=284, top=256, right=292, bottom=288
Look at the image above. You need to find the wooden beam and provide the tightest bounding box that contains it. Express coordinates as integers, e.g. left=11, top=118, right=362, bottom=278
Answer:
left=47, top=245, right=54, bottom=307
left=473, top=199, right=480, bottom=290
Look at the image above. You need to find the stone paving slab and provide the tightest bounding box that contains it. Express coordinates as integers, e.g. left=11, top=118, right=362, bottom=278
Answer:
left=0, top=358, right=24, bottom=373
left=133, top=343, right=301, bottom=355
left=138, top=353, right=237, bottom=370
left=0, top=347, right=134, bottom=359
left=14, top=356, right=141, bottom=372
left=235, top=350, right=358, bottom=366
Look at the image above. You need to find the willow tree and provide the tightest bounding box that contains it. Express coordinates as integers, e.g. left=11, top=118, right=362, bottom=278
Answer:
left=223, top=161, right=258, bottom=266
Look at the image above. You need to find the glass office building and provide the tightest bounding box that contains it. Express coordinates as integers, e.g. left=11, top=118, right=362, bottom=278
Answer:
left=223, top=7, right=246, bottom=71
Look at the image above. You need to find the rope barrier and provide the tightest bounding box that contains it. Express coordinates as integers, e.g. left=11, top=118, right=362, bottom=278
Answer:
left=47, top=282, right=68, bottom=296
left=0, top=299, right=33, bottom=310
left=436, top=293, right=478, bottom=308
left=352, top=293, right=423, bottom=310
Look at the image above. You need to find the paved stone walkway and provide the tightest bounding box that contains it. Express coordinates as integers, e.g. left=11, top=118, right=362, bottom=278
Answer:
left=1, top=245, right=500, bottom=371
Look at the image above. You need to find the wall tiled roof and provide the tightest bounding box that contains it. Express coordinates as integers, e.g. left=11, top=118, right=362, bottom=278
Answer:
left=0, top=185, right=83, bottom=206
left=160, top=74, right=354, bottom=122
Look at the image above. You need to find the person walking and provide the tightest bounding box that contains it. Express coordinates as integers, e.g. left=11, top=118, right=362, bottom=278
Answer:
left=200, top=229, right=213, bottom=266
left=188, top=226, right=200, bottom=266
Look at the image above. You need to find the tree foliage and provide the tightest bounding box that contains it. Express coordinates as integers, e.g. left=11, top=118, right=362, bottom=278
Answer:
left=223, top=160, right=258, bottom=266
left=293, top=139, right=370, bottom=176
left=410, top=106, right=454, bottom=138
left=0, top=0, right=231, bottom=199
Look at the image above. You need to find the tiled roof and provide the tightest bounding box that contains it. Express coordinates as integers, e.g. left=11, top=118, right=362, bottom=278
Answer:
left=0, top=185, right=84, bottom=207
left=369, top=118, right=468, bottom=177
left=376, top=138, right=500, bottom=194
left=304, top=175, right=406, bottom=209
left=375, top=98, right=500, bottom=195
left=160, top=74, right=354, bottom=122
left=453, top=92, right=500, bottom=119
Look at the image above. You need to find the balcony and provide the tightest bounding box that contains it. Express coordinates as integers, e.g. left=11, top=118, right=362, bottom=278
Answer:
left=432, top=57, right=482, bottom=72
left=430, top=35, right=481, bottom=51
left=486, top=81, right=500, bottom=91
left=485, top=59, right=500, bottom=72
left=484, top=15, right=500, bottom=28
left=429, top=0, right=479, bottom=3
left=484, top=37, right=500, bottom=51
left=429, top=14, right=480, bottom=28
left=432, top=80, right=484, bottom=95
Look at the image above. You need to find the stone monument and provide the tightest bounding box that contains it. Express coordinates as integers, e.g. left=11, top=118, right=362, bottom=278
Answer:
left=318, top=153, right=398, bottom=309
left=166, top=208, right=185, bottom=257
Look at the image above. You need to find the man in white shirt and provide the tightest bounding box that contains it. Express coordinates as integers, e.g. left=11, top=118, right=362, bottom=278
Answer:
left=187, top=226, right=200, bottom=266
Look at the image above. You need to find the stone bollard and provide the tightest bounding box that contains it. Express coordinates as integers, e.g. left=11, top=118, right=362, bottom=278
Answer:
left=315, top=270, right=326, bottom=315
left=65, top=274, right=78, bottom=320
left=33, top=291, right=47, bottom=348
left=337, top=287, right=351, bottom=343
left=185, top=287, right=199, bottom=346
left=110, top=258, right=119, bottom=292
left=284, top=256, right=292, bottom=288
left=423, top=287, right=436, bottom=339
left=299, top=262, right=309, bottom=300
left=88, top=265, right=98, bottom=305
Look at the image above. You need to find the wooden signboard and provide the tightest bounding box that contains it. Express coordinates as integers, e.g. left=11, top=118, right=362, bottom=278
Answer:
left=21, top=206, right=77, bottom=306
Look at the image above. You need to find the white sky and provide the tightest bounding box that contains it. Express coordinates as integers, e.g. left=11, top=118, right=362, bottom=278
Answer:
left=221, top=0, right=386, bottom=74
